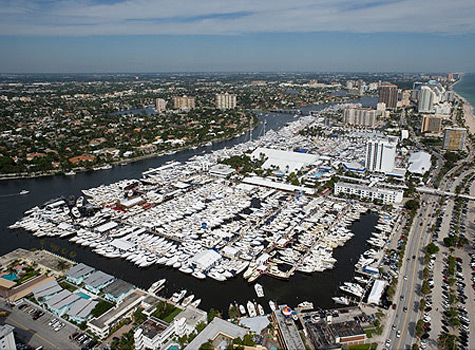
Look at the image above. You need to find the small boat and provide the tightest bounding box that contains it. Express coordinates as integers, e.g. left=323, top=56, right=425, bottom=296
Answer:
left=257, top=304, right=265, bottom=316
left=268, top=300, right=276, bottom=311
left=170, top=290, right=187, bottom=303
left=19, top=190, right=29, bottom=195
left=332, top=296, right=350, bottom=305
left=191, top=299, right=201, bottom=308
left=239, top=304, right=246, bottom=315
left=181, top=294, right=195, bottom=307
left=254, top=283, right=264, bottom=298
left=247, top=301, right=257, bottom=318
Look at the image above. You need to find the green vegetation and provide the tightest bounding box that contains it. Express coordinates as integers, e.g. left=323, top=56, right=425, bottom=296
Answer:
left=133, top=308, right=147, bottom=325
left=233, top=334, right=256, bottom=346
left=59, top=280, right=78, bottom=292
left=110, top=329, right=134, bottom=350
left=220, top=154, right=266, bottom=175
left=16, top=267, right=39, bottom=284
left=91, top=300, right=114, bottom=318
left=207, top=308, right=218, bottom=323
left=198, top=340, right=214, bottom=350
left=416, top=319, right=424, bottom=338
left=425, top=243, right=439, bottom=255
left=152, top=301, right=182, bottom=323
left=438, top=332, right=458, bottom=350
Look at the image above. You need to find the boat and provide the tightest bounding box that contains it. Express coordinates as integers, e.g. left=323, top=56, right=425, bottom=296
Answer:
left=239, top=305, right=246, bottom=315
left=268, top=301, right=276, bottom=311
left=19, top=190, right=29, bottom=195
left=297, top=301, right=314, bottom=310
left=332, top=296, right=350, bottom=305
left=254, top=283, right=264, bottom=298
left=170, top=290, right=187, bottom=303
left=148, top=279, right=166, bottom=294
left=65, top=171, right=76, bottom=176
left=247, top=301, right=257, bottom=317
left=191, top=299, right=201, bottom=308
left=181, top=294, right=195, bottom=307
left=257, top=304, right=265, bottom=316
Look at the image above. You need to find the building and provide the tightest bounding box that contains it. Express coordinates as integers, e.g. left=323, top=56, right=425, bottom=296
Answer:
left=83, top=271, right=115, bottom=294
left=66, top=263, right=95, bottom=285
left=184, top=317, right=248, bottom=350
left=343, top=107, right=377, bottom=127
left=155, top=98, right=167, bottom=113
left=421, top=115, right=442, bottom=133
left=274, top=305, right=306, bottom=350
left=208, top=164, right=235, bottom=178
left=378, top=83, right=398, bottom=109
left=103, top=279, right=135, bottom=303
left=407, top=151, right=432, bottom=175
left=250, top=147, right=319, bottom=173
left=334, top=182, right=404, bottom=204
left=418, top=86, right=435, bottom=113
left=216, top=93, right=237, bottom=109
left=173, top=306, right=207, bottom=337
left=365, top=137, right=397, bottom=173
left=0, top=324, right=16, bottom=350
left=88, top=290, right=146, bottom=338
left=134, top=317, right=175, bottom=350
left=367, top=279, right=386, bottom=305
left=443, top=127, right=467, bottom=151
left=173, top=96, right=195, bottom=109
left=306, top=318, right=366, bottom=349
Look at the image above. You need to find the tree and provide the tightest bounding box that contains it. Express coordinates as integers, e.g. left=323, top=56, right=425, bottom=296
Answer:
left=207, top=308, right=217, bottom=323
left=425, top=243, right=439, bottom=255
left=199, top=340, right=214, bottom=350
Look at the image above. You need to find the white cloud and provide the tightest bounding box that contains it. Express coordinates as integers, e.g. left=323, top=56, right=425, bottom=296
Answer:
left=0, top=0, right=474, bottom=36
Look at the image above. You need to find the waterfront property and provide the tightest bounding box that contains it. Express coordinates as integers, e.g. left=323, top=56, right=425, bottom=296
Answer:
left=184, top=317, right=248, bottom=350
left=65, top=263, right=95, bottom=285
left=83, top=271, right=115, bottom=294
left=134, top=317, right=175, bottom=350
left=334, top=182, right=404, bottom=204
left=103, top=279, right=135, bottom=303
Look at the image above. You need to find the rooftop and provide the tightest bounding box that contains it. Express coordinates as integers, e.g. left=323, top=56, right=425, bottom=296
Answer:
left=83, top=270, right=114, bottom=289
left=66, top=263, right=94, bottom=280
left=185, top=317, right=248, bottom=350
left=103, top=279, right=134, bottom=298
left=137, top=317, right=170, bottom=340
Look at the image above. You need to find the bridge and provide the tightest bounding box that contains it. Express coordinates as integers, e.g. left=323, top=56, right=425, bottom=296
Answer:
left=416, top=187, right=475, bottom=201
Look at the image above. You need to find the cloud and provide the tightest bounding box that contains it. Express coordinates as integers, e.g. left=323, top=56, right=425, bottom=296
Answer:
left=0, top=0, right=474, bottom=36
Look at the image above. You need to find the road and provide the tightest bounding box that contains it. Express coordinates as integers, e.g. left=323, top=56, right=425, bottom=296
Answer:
left=382, top=194, right=436, bottom=350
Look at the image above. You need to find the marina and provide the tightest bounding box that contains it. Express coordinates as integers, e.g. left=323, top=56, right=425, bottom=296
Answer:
left=0, top=98, right=382, bottom=309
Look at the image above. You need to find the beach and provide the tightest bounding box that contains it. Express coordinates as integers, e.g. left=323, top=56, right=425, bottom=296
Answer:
left=456, top=93, right=475, bottom=135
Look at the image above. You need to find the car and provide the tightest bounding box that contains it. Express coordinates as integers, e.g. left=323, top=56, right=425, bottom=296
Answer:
left=392, top=324, right=397, bottom=330
left=392, top=304, right=396, bottom=310
left=403, top=307, right=407, bottom=313
left=403, top=275, right=408, bottom=280
left=400, top=295, right=404, bottom=301
left=385, top=339, right=392, bottom=347
left=396, top=330, right=401, bottom=338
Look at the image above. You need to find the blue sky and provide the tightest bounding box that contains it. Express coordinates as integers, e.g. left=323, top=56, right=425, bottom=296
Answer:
left=1, top=0, right=474, bottom=73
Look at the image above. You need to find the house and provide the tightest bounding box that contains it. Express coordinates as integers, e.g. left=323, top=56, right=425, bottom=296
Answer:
left=32, top=280, right=62, bottom=300
left=66, top=263, right=95, bottom=285
left=66, top=298, right=99, bottom=323
left=83, top=271, right=115, bottom=294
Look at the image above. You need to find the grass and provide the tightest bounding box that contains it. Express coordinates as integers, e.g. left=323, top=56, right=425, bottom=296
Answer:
left=91, top=300, right=114, bottom=318
left=162, top=307, right=182, bottom=323
left=152, top=301, right=182, bottom=323
left=17, top=269, right=39, bottom=284
left=59, top=280, right=78, bottom=292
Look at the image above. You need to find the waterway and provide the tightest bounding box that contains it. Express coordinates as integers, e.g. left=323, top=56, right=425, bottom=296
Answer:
left=1, top=96, right=377, bottom=315
left=454, top=73, right=475, bottom=112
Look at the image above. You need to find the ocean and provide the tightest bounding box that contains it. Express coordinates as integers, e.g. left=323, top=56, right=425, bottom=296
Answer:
left=453, top=73, right=475, bottom=110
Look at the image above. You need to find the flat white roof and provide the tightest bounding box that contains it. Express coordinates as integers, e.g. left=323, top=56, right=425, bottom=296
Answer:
left=250, top=147, right=319, bottom=173
left=191, top=250, right=221, bottom=270
left=408, top=151, right=432, bottom=175
left=111, top=239, right=135, bottom=251
left=368, top=279, right=386, bottom=305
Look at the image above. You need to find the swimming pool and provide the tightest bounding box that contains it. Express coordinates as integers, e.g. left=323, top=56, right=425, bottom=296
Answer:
left=1, top=273, right=18, bottom=281
left=76, top=292, right=91, bottom=299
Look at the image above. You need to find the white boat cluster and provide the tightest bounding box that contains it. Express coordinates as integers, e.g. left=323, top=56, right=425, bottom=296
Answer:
left=11, top=106, right=376, bottom=284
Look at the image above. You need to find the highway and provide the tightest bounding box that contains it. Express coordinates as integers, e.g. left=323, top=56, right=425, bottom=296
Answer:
left=383, top=195, right=435, bottom=350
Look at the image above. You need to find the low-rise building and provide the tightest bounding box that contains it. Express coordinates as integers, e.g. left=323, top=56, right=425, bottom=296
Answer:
left=334, top=182, right=403, bottom=204
left=103, top=279, right=135, bottom=304
left=65, top=263, right=95, bottom=285
left=134, top=317, right=175, bottom=350
left=184, top=317, right=248, bottom=350
left=83, top=271, right=115, bottom=294
left=274, top=305, right=306, bottom=350
left=307, top=319, right=366, bottom=349
left=442, top=127, right=467, bottom=151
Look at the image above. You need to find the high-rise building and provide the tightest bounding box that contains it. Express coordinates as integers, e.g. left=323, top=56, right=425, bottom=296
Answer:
left=421, top=115, right=442, bottom=134
left=378, top=83, right=398, bottom=109
left=0, top=324, right=16, bottom=350
left=216, top=93, right=237, bottom=109
left=173, top=96, right=195, bottom=109
left=365, top=137, right=398, bottom=173
left=155, top=98, right=167, bottom=113
left=418, top=86, right=435, bottom=113
left=443, top=128, right=467, bottom=151
left=343, top=107, right=377, bottom=127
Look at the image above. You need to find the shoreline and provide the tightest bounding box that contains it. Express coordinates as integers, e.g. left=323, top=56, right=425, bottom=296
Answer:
left=0, top=120, right=259, bottom=181
left=454, top=92, right=475, bottom=135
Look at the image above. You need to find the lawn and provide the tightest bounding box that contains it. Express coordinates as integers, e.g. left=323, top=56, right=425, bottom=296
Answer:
left=152, top=301, right=182, bottom=323
left=59, top=280, right=78, bottom=292
left=91, top=300, right=114, bottom=318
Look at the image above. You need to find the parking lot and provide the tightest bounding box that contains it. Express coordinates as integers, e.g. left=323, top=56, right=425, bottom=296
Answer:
left=0, top=298, right=85, bottom=350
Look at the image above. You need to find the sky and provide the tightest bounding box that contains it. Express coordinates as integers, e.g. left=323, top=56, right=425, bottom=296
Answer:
left=1, top=0, right=475, bottom=73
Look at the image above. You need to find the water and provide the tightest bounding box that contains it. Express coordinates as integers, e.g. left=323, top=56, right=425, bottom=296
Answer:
left=453, top=73, right=475, bottom=112
left=1, top=97, right=378, bottom=315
